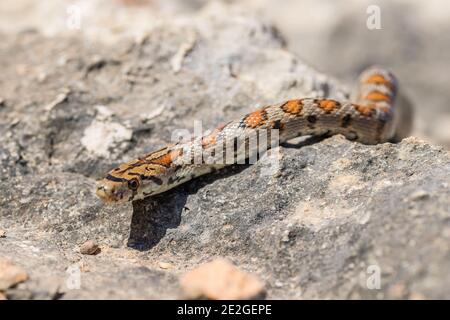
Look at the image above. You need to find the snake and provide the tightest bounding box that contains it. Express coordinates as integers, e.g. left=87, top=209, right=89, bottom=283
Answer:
left=96, top=66, right=399, bottom=203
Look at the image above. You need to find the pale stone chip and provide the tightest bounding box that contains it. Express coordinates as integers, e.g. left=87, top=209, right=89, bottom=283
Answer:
left=180, top=258, right=264, bottom=300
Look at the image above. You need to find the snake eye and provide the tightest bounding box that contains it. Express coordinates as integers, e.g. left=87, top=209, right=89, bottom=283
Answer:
left=128, top=178, right=139, bottom=191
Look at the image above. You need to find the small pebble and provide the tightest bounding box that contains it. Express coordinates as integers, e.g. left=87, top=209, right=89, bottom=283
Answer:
left=158, top=262, right=173, bottom=270
left=0, top=230, right=6, bottom=238
left=79, top=240, right=100, bottom=255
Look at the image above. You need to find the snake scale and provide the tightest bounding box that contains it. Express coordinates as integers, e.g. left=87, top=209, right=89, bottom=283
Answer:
left=96, top=66, right=399, bottom=203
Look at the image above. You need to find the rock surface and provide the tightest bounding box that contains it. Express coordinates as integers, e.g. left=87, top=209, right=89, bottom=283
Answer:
left=0, top=3, right=449, bottom=300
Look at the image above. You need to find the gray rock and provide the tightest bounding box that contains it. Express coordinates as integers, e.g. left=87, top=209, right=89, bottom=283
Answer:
left=0, top=8, right=449, bottom=299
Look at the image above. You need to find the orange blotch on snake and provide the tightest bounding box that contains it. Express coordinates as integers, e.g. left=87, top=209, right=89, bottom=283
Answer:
left=202, top=128, right=222, bottom=148
left=151, top=150, right=180, bottom=167
left=319, top=99, right=340, bottom=113
left=244, top=109, right=267, bottom=128
left=202, top=134, right=216, bottom=148
left=354, top=104, right=375, bottom=117
left=281, top=100, right=303, bottom=115
left=364, top=91, right=391, bottom=102
left=364, top=74, right=394, bottom=88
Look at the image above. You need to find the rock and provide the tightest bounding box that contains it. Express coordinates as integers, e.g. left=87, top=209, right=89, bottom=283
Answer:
left=0, top=2, right=449, bottom=300
left=180, top=258, right=265, bottom=300
left=408, top=190, right=430, bottom=201
left=0, top=230, right=5, bottom=238
left=0, top=258, right=28, bottom=290
left=5, top=276, right=62, bottom=300
left=79, top=241, right=100, bottom=255
left=158, top=262, right=173, bottom=270
left=80, top=115, right=133, bottom=158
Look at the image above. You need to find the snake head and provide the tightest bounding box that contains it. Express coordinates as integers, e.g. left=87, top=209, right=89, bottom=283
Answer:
left=95, top=165, right=169, bottom=203
left=95, top=174, right=139, bottom=203
left=95, top=148, right=182, bottom=203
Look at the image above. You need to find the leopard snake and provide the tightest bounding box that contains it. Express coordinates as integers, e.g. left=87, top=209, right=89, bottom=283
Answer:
left=96, top=66, right=400, bottom=203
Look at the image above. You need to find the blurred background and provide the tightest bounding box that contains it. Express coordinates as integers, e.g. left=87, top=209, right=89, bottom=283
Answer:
left=1, top=0, right=449, bottom=147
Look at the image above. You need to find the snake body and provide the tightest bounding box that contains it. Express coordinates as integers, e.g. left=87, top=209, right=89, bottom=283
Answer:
left=96, top=66, right=399, bottom=203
